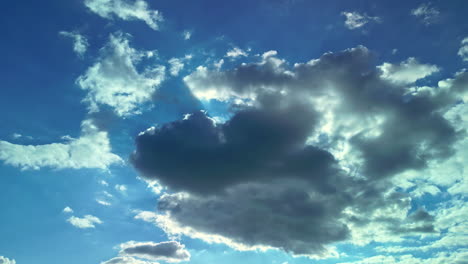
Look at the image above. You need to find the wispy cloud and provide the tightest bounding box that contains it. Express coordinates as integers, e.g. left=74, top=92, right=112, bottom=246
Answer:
left=84, top=0, right=163, bottom=30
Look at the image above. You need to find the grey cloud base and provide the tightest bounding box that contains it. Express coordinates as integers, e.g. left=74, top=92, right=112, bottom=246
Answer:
left=131, top=46, right=466, bottom=256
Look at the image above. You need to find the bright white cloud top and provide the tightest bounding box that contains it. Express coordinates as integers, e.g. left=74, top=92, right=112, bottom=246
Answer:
left=77, top=33, right=165, bottom=117
left=67, top=214, right=103, bottom=229
left=0, top=119, right=122, bottom=170
left=84, top=0, right=163, bottom=30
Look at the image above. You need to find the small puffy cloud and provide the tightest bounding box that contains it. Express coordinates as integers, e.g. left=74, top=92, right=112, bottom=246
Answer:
left=226, top=47, right=248, bottom=58
left=84, top=0, right=163, bottom=30
left=168, top=58, right=184, bottom=76
left=59, top=31, right=89, bottom=57
left=458, top=37, right=468, bottom=61
left=100, top=180, right=109, bottom=186
left=378, top=57, right=440, bottom=84
left=182, top=30, right=192, bottom=40
left=77, top=33, right=165, bottom=117
left=63, top=206, right=74, bottom=213
left=115, top=184, right=127, bottom=192
left=96, top=199, right=112, bottom=206
left=119, top=241, right=190, bottom=263
left=0, top=256, right=16, bottom=264
left=411, top=3, right=440, bottom=25
left=341, top=12, right=381, bottom=30
left=0, top=119, right=122, bottom=170
left=67, top=214, right=103, bottom=229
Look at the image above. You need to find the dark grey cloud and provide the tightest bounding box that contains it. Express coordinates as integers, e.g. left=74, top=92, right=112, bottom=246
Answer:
left=131, top=46, right=464, bottom=256
left=119, top=241, right=190, bottom=263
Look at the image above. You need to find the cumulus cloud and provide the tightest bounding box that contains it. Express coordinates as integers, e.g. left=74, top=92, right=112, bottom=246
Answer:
left=0, top=256, right=16, bottom=264
left=378, top=57, right=440, bottom=85
left=130, top=46, right=468, bottom=256
left=84, top=0, right=163, bottom=30
left=119, top=241, right=190, bottom=263
left=226, top=47, right=249, bottom=58
left=67, top=214, right=103, bottom=229
left=458, top=37, right=468, bottom=61
left=59, top=31, right=89, bottom=57
left=341, top=12, right=381, bottom=30
left=63, top=206, right=74, bottom=213
left=411, top=3, right=440, bottom=25
left=0, top=119, right=122, bottom=170
left=77, top=33, right=165, bottom=117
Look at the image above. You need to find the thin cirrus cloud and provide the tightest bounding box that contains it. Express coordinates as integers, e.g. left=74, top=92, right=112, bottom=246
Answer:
left=131, top=46, right=468, bottom=257
left=84, top=0, right=163, bottom=30
left=77, top=32, right=165, bottom=117
left=0, top=119, right=122, bottom=170
left=411, top=3, right=440, bottom=25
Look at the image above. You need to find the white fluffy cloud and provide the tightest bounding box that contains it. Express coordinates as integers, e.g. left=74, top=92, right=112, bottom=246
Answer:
left=67, top=214, right=103, bottom=229
left=84, top=0, right=163, bottom=30
left=378, top=57, right=440, bottom=84
left=59, top=31, right=89, bottom=57
left=0, top=119, right=122, bottom=170
left=63, top=206, right=74, bottom=213
left=341, top=12, right=381, bottom=30
left=226, top=47, right=248, bottom=58
left=458, top=37, right=468, bottom=61
left=77, top=33, right=165, bottom=117
left=0, top=256, right=16, bottom=264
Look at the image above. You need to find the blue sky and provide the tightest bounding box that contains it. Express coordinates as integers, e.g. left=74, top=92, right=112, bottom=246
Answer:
left=0, top=0, right=467, bottom=264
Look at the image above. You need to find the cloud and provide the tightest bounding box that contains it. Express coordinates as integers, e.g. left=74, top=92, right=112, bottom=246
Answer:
left=96, top=199, right=112, bottom=206
left=67, top=214, right=103, bottom=229
left=338, top=250, right=468, bottom=264
left=458, top=37, right=468, bottom=61
left=77, top=33, right=165, bottom=117
left=182, top=30, right=192, bottom=40
left=341, top=12, right=381, bottom=30
left=131, top=46, right=465, bottom=256
left=168, top=55, right=192, bottom=77
left=226, top=47, right=249, bottom=58
left=411, top=3, right=440, bottom=25
left=115, top=184, right=127, bottom=192
left=59, top=31, right=89, bottom=57
left=378, top=57, right=440, bottom=85
left=101, top=257, right=158, bottom=264
left=0, top=119, right=122, bottom=170
left=84, top=0, right=163, bottom=30
left=119, top=241, right=190, bottom=263
left=0, top=256, right=16, bottom=264
left=63, top=206, right=74, bottom=213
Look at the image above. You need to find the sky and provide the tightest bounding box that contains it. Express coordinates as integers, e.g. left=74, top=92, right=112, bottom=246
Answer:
left=0, top=0, right=467, bottom=264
